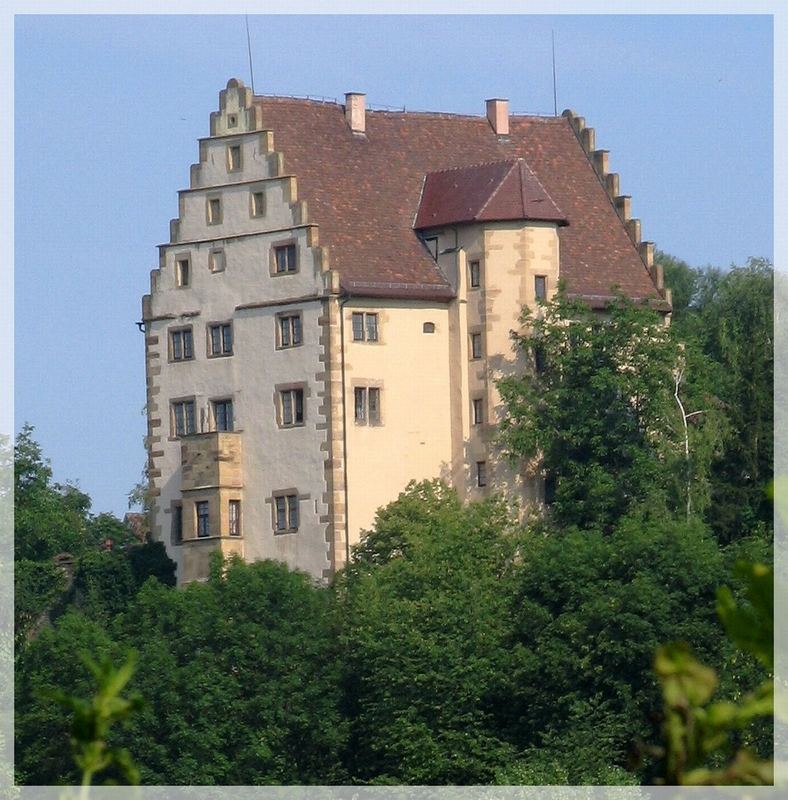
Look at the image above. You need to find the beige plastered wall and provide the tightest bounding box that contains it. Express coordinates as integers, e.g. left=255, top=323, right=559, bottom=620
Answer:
left=342, top=300, right=453, bottom=546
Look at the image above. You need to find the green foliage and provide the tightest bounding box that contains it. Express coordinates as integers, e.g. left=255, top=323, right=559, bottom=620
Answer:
left=14, top=424, right=91, bottom=561
left=653, top=562, right=773, bottom=785
left=70, top=550, right=138, bottom=622
left=498, top=291, right=720, bottom=530
left=505, top=511, right=727, bottom=779
left=337, top=481, right=519, bottom=784
left=14, top=558, right=66, bottom=647
left=44, top=652, right=143, bottom=786
left=15, top=611, right=117, bottom=784
left=126, top=541, right=176, bottom=588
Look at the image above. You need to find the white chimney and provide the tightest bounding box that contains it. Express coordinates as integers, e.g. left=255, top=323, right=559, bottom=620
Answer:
left=486, top=98, right=509, bottom=136
left=345, top=92, right=366, bottom=134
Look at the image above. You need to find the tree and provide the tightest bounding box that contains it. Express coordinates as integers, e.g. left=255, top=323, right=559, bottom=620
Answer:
left=497, top=291, right=721, bottom=531
left=337, top=481, right=521, bottom=784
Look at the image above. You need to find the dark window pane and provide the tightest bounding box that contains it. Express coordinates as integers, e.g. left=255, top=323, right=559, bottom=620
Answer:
left=369, top=388, right=380, bottom=423
left=287, top=495, right=299, bottom=530
left=354, top=387, right=366, bottom=421
left=295, top=390, right=304, bottom=423
left=222, top=324, right=232, bottom=354
left=282, top=391, right=293, bottom=425
left=280, top=317, right=291, bottom=347
left=183, top=330, right=193, bottom=359
left=470, top=261, right=480, bottom=288
left=292, top=315, right=302, bottom=345
left=535, top=275, right=547, bottom=302
left=366, top=314, right=378, bottom=342
left=172, top=331, right=182, bottom=360
left=275, top=497, right=287, bottom=531
left=352, top=313, right=364, bottom=341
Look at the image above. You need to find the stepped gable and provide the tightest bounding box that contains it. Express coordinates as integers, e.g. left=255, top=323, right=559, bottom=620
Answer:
left=252, top=95, right=666, bottom=305
left=414, top=159, right=568, bottom=230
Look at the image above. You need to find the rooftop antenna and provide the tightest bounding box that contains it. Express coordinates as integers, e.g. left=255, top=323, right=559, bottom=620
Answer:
left=245, top=14, right=256, bottom=94
left=551, top=29, right=558, bottom=116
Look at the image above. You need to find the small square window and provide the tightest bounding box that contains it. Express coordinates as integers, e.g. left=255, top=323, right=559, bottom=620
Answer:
left=472, top=398, right=484, bottom=425
left=176, top=258, right=190, bottom=288
left=170, top=328, right=194, bottom=362
left=469, top=260, right=481, bottom=289
left=208, top=322, right=233, bottom=357
left=278, top=314, right=303, bottom=348
left=229, top=500, right=241, bottom=536
left=274, top=493, right=299, bottom=532
left=212, top=398, right=233, bottom=432
left=476, top=461, right=487, bottom=488
left=207, top=197, right=222, bottom=225
left=209, top=248, right=226, bottom=273
left=172, top=399, right=196, bottom=437
left=196, top=501, right=210, bottom=538
left=227, top=144, right=242, bottom=172
left=280, top=388, right=305, bottom=427
left=423, top=322, right=436, bottom=334
left=535, top=275, right=547, bottom=302
left=471, top=332, right=483, bottom=360
left=251, top=190, right=265, bottom=218
left=274, top=244, right=297, bottom=274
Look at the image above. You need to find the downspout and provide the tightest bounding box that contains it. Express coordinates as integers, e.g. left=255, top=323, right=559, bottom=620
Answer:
left=339, top=293, right=351, bottom=567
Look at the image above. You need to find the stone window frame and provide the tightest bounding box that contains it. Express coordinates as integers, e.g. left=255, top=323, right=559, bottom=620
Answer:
left=269, top=238, right=299, bottom=276
left=469, top=259, right=482, bottom=289
left=209, top=246, right=226, bottom=273
left=170, top=395, right=197, bottom=439
left=175, top=253, right=191, bottom=288
left=206, top=195, right=223, bottom=226
left=275, top=381, right=308, bottom=429
left=470, top=329, right=483, bottom=360
left=271, top=489, right=301, bottom=534
left=227, top=142, right=242, bottom=173
left=207, top=320, right=233, bottom=358
left=352, top=380, right=383, bottom=426
left=249, top=187, right=266, bottom=219
left=168, top=325, right=195, bottom=363
left=535, top=274, right=548, bottom=303
left=276, top=311, right=304, bottom=349
left=476, top=460, right=487, bottom=488
left=350, top=311, right=380, bottom=343
left=472, top=397, right=484, bottom=426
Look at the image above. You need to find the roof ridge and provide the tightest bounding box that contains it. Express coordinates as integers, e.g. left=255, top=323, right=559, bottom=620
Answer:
left=425, top=158, right=520, bottom=176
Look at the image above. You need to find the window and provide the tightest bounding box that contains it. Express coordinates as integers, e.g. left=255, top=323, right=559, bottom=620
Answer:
left=274, top=243, right=297, bottom=273
left=280, top=388, right=304, bottom=427
left=423, top=322, right=436, bottom=334
left=351, top=312, right=379, bottom=342
left=472, top=398, right=484, bottom=425
left=196, top=501, right=210, bottom=538
left=229, top=500, right=241, bottom=536
left=274, top=493, right=299, bottom=532
left=476, top=461, right=487, bottom=488
left=278, top=313, right=302, bottom=348
left=207, top=197, right=222, bottom=225
left=171, top=503, right=183, bottom=545
left=176, top=257, right=190, bottom=287
left=535, top=275, right=547, bottom=302
left=209, top=247, right=226, bottom=273
left=227, top=144, right=242, bottom=172
left=251, top=190, right=265, bottom=218
left=534, top=343, right=546, bottom=374
left=227, top=113, right=238, bottom=128
left=469, top=260, right=481, bottom=288
left=470, top=332, right=483, bottom=360
left=212, top=399, right=234, bottom=432
left=170, top=328, right=194, bottom=362
left=172, top=400, right=196, bottom=437
left=208, top=322, right=233, bottom=357
left=354, top=387, right=381, bottom=424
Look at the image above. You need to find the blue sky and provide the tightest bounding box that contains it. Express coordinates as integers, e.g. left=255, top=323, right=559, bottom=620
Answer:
left=12, top=13, right=774, bottom=517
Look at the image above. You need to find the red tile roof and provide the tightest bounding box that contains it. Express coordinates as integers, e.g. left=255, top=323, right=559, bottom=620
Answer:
left=414, top=159, right=568, bottom=230
left=253, top=96, right=664, bottom=305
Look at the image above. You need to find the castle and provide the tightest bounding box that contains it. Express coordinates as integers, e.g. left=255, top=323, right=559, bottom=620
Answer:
left=142, top=79, right=670, bottom=583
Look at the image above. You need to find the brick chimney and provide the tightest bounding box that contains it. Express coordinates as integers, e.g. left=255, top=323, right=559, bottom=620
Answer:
left=486, top=98, right=509, bottom=136
left=345, top=92, right=366, bottom=134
